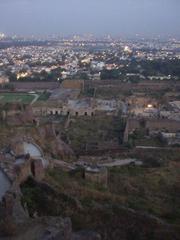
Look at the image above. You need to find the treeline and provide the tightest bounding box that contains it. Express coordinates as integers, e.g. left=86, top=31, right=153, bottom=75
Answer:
left=0, top=83, right=14, bottom=90
left=101, top=59, right=180, bottom=80
left=7, top=68, right=63, bottom=82
left=135, top=59, right=180, bottom=77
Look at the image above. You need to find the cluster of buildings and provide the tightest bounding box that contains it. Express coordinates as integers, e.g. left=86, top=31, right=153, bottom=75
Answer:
left=33, top=93, right=123, bottom=118
left=0, top=36, right=180, bottom=84
left=129, top=96, right=180, bottom=122
left=1, top=35, right=180, bottom=151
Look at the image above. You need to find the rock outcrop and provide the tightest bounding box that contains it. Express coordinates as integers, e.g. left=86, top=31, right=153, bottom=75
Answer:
left=38, top=124, right=75, bottom=160
left=2, top=103, right=34, bottom=126
left=0, top=216, right=101, bottom=240
left=0, top=188, right=29, bottom=237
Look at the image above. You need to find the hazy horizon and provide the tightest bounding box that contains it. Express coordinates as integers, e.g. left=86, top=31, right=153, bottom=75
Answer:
left=0, top=0, right=180, bottom=38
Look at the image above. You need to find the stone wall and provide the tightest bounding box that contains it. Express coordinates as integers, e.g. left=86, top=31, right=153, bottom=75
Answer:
left=85, top=80, right=180, bottom=91
left=0, top=156, right=45, bottom=236
left=14, top=159, right=32, bottom=185
left=62, top=80, right=84, bottom=91
left=33, top=106, right=95, bottom=117
left=31, top=159, right=45, bottom=181
left=13, top=158, right=45, bottom=185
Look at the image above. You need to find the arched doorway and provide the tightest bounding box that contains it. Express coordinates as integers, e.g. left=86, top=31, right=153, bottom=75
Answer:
left=31, top=161, right=35, bottom=177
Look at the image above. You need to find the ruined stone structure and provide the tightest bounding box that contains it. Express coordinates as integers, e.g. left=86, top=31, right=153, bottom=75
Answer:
left=33, top=101, right=95, bottom=118
left=127, top=96, right=158, bottom=108
left=33, top=97, right=120, bottom=118
left=0, top=103, right=36, bottom=126
left=14, top=157, right=45, bottom=184
left=124, top=118, right=180, bottom=142
left=0, top=138, right=47, bottom=233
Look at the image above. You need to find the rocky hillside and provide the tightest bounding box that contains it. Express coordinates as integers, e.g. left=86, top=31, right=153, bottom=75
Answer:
left=18, top=168, right=180, bottom=240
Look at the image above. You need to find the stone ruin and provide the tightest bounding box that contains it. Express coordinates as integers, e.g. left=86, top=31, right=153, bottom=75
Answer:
left=0, top=137, right=47, bottom=235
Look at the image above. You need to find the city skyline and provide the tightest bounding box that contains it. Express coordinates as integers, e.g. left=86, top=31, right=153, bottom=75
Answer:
left=0, top=0, right=180, bottom=38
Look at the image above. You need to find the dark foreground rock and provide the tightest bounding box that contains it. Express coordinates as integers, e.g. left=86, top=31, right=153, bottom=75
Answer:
left=0, top=217, right=101, bottom=240
left=72, top=231, right=101, bottom=240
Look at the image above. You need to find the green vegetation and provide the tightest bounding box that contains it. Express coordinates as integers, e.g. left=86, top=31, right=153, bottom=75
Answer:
left=8, top=67, right=63, bottom=82
left=20, top=161, right=180, bottom=239
left=101, top=69, right=120, bottom=80
left=128, top=129, right=165, bottom=148
left=109, top=162, right=180, bottom=225
left=137, top=59, right=180, bottom=77
left=100, top=59, right=180, bottom=81
left=46, top=162, right=180, bottom=226
left=64, top=115, right=125, bottom=153
left=0, top=93, right=35, bottom=104
left=82, top=87, right=95, bottom=97
left=21, top=170, right=125, bottom=227
left=0, top=92, right=51, bottom=104
left=37, top=91, right=51, bottom=101
left=96, top=87, right=132, bottom=99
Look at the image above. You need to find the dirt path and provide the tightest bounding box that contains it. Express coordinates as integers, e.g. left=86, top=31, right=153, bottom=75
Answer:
left=31, top=94, right=39, bottom=105
left=98, top=158, right=139, bottom=167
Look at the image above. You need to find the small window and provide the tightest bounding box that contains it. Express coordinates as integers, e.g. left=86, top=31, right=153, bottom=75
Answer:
left=84, top=112, right=87, bottom=116
left=76, top=112, right=79, bottom=116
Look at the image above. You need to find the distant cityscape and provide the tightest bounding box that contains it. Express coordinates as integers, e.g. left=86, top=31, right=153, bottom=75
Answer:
left=0, top=32, right=180, bottom=86
left=0, top=31, right=180, bottom=239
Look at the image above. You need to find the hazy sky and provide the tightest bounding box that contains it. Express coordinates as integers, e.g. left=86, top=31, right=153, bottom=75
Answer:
left=0, top=0, right=180, bottom=37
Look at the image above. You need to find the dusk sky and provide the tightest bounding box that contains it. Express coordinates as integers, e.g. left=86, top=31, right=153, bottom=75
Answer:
left=0, top=0, right=180, bottom=37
